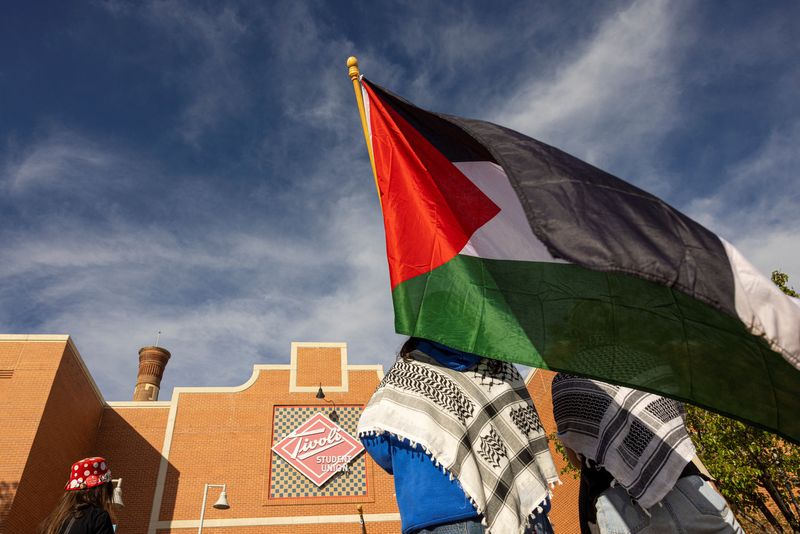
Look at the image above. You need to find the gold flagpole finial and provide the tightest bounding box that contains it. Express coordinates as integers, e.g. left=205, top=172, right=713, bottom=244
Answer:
left=347, top=56, right=381, bottom=209
left=347, top=56, right=360, bottom=82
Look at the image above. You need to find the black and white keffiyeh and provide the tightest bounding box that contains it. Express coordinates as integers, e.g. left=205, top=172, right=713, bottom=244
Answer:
left=358, top=350, right=559, bottom=534
left=552, top=373, right=696, bottom=509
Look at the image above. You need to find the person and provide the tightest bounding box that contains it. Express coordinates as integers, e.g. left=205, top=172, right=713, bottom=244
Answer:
left=551, top=373, right=743, bottom=534
left=39, top=457, right=116, bottom=534
left=358, top=337, right=560, bottom=534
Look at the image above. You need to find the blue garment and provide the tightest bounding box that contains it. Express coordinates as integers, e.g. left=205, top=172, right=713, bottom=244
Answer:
left=416, top=340, right=482, bottom=371
left=529, top=499, right=554, bottom=534
left=361, top=434, right=479, bottom=533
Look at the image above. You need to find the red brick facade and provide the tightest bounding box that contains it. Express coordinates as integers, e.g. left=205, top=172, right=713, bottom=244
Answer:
left=0, top=337, right=105, bottom=534
left=0, top=336, right=580, bottom=533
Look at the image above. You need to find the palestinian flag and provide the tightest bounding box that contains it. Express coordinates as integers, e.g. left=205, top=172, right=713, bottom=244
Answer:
left=359, top=78, right=800, bottom=443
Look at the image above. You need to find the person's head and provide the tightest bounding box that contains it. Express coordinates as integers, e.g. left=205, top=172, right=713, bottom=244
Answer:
left=398, top=337, right=421, bottom=361
left=38, top=457, right=116, bottom=534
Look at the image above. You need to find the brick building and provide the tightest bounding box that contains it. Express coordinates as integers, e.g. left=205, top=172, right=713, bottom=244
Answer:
left=0, top=335, right=579, bottom=533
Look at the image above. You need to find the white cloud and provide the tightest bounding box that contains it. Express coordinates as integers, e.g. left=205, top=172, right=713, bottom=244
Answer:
left=3, top=130, right=124, bottom=193
left=99, top=0, right=250, bottom=144
left=155, top=3, right=249, bottom=143
left=494, top=0, right=684, bottom=191
left=685, top=122, right=800, bottom=282
left=18, top=191, right=400, bottom=400
left=0, top=126, right=400, bottom=400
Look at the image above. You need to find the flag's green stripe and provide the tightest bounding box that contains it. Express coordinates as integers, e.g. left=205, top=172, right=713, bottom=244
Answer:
left=392, top=254, right=799, bottom=443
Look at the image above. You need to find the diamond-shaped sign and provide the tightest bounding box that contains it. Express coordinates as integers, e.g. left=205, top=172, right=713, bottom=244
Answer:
left=272, top=412, right=365, bottom=487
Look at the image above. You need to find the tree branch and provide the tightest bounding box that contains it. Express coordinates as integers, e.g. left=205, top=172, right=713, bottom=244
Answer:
left=756, top=496, right=786, bottom=533
left=762, top=474, right=800, bottom=530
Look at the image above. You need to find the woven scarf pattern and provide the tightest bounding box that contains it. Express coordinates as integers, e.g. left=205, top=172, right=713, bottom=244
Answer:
left=552, top=374, right=696, bottom=509
left=358, top=352, right=559, bottom=534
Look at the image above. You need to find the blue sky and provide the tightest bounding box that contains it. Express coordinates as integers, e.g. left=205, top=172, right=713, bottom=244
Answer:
left=2, top=1, right=798, bottom=401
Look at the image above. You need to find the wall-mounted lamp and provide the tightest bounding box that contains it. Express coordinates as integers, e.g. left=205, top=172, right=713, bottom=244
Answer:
left=213, top=490, right=230, bottom=510
left=198, top=483, right=230, bottom=533
left=316, top=384, right=339, bottom=423
left=112, top=478, right=124, bottom=507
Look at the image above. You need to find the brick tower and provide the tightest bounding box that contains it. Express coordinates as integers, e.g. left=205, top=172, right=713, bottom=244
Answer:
left=133, top=345, right=171, bottom=401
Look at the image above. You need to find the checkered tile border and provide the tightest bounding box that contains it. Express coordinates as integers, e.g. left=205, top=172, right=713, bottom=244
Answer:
left=269, top=406, right=367, bottom=498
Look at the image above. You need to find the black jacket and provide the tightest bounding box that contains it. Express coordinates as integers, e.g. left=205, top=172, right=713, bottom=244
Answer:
left=58, top=505, right=114, bottom=534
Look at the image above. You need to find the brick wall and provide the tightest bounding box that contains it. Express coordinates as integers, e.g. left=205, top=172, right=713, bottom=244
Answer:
left=0, top=337, right=105, bottom=534
left=526, top=368, right=581, bottom=534
left=95, top=405, right=170, bottom=533
left=151, top=362, right=398, bottom=533
left=0, top=337, right=60, bottom=531
left=295, top=346, right=343, bottom=388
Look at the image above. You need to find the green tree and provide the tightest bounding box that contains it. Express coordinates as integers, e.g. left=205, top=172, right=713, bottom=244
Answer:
left=686, top=271, right=800, bottom=533
left=772, top=270, right=799, bottom=298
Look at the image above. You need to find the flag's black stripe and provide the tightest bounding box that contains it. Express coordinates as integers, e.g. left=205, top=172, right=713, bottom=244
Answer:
left=448, top=116, right=738, bottom=317
left=364, top=79, right=495, bottom=163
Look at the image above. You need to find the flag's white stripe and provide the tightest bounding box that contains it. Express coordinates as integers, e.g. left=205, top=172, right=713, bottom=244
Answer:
left=361, top=83, right=372, bottom=143
left=722, top=239, right=800, bottom=369
left=455, top=161, right=563, bottom=264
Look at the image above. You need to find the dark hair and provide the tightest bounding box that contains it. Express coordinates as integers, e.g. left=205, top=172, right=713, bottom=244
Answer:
left=398, top=337, right=421, bottom=361
left=39, top=482, right=115, bottom=534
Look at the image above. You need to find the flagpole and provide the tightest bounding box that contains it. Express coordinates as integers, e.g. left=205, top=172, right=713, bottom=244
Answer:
left=347, top=56, right=381, bottom=208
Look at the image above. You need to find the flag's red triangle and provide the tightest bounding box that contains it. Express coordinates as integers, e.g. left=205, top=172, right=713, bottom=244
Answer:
left=364, top=83, right=500, bottom=289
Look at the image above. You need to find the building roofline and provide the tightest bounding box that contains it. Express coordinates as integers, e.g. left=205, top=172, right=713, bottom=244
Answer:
left=524, top=367, right=540, bottom=385
left=0, top=334, right=72, bottom=342
left=0, top=334, right=106, bottom=406
left=163, top=362, right=386, bottom=398
left=106, top=401, right=172, bottom=408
